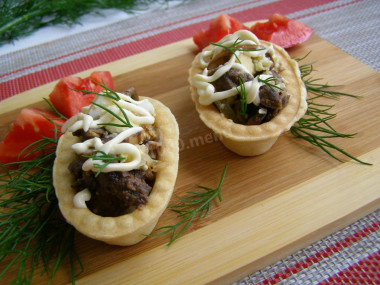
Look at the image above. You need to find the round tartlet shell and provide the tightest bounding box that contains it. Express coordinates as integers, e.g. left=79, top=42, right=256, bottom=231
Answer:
left=189, top=41, right=308, bottom=156
left=53, top=97, right=179, bottom=246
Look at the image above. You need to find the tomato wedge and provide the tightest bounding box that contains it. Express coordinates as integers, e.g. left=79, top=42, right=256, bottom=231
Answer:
left=0, top=108, right=66, bottom=164
left=49, top=71, right=114, bottom=118
left=251, top=13, right=313, bottom=48
left=193, top=14, right=248, bottom=51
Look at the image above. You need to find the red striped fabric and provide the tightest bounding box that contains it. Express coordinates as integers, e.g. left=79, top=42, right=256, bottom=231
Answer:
left=257, top=221, right=380, bottom=284
left=0, top=0, right=343, bottom=100
left=320, top=250, right=380, bottom=284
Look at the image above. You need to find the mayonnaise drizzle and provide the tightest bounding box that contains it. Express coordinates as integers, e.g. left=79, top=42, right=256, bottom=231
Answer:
left=62, top=93, right=155, bottom=133
left=73, top=188, right=91, bottom=208
left=72, top=127, right=144, bottom=172
left=192, top=30, right=278, bottom=106
left=63, top=92, right=156, bottom=174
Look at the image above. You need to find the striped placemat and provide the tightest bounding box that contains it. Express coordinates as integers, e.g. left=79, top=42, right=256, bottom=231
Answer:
left=1, top=0, right=379, bottom=283
left=236, top=210, right=379, bottom=284
left=2, top=0, right=379, bottom=100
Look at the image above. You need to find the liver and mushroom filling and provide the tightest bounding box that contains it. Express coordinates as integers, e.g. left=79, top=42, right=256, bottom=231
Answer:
left=209, top=45, right=290, bottom=125
left=67, top=89, right=161, bottom=217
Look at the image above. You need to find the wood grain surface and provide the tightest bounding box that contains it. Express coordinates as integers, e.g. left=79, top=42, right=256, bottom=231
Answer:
left=1, top=34, right=379, bottom=285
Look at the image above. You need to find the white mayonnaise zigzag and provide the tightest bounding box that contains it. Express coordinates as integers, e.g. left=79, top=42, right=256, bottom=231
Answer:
left=72, top=127, right=144, bottom=173
left=62, top=93, right=155, bottom=133
left=61, top=92, right=156, bottom=175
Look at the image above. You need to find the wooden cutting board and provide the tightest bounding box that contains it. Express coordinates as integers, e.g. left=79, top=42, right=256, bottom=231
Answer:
left=1, top=34, right=379, bottom=285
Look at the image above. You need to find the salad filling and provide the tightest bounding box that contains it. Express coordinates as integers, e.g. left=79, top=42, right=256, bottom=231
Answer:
left=192, top=30, right=290, bottom=125
left=62, top=88, right=161, bottom=217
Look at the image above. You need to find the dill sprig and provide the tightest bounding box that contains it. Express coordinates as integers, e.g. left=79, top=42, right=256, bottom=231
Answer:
left=290, top=101, right=370, bottom=165
left=237, top=76, right=247, bottom=117
left=43, top=97, right=68, bottom=120
left=258, top=75, right=283, bottom=91
left=291, top=54, right=371, bottom=165
left=83, top=150, right=126, bottom=177
left=73, top=80, right=133, bottom=128
left=76, top=81, right=121, bottom=101
left=91, top=100, right=133, bottom=128
left=0, top=0, right=191, bottom=46
left=0, top=116, right=82, bottom=284
left=150, top=163, right=228, bottom=246
left=297, top=57, right=359, bottom=100
left=210, top=38, right=264, bottom=63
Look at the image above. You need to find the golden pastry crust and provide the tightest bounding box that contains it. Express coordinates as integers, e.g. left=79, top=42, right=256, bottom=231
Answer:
left=53, top=97, right=179, bottom=246
left=189, top=41, right=307, bottom=156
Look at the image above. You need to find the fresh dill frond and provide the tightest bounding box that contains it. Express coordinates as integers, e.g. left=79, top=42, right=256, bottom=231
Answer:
left=43, top=98, right=68, bottom=120
left=0, top=120, right=82, bottom=284
left=83, top=150, right=126, bottom=177
left=97, top=83, right=121, bottom=100
left=210, top=38, right=264, bottom=63
left=304, top=78, right=359, bottom=100
left=76, top=80, right=121, bottom=101
left=258, top=76, right=283, bottom=91
left=236, top=76, right=247, bottom=117
left=91, top=100, right=133, bottom=128
left=72, top=80, right=133, bottom=128
left=149, top=163, right=228, bottom=246
left=0, top=0, right=192, bottom=46
left=291, top=53, right=371, bottom=165
left=291, top=100, right=371, bottom=165
left=210, top=38, right=245, bottom=63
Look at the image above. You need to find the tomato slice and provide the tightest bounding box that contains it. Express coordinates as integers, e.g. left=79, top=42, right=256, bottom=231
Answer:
left=193, top=29, right=209, bottom=51
left=251, top=13, right=313, bottom=48
left=193, top=14, right=248, bottom=51
left=83, top=71, right=114, bottom=94
left=49, top=76, right=88, bottom=119
left=49, top=71, right=114, bottom=118
left=0, top=108, right=66, bottom=164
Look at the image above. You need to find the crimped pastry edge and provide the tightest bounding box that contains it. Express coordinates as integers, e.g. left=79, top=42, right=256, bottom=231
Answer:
left=53, top=97, right=179, bottom=246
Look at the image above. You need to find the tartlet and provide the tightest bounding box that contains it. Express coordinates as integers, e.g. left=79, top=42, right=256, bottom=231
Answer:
left=189, top=30, right=307, bottom=156
left=53, top=91, right=179, bottom=246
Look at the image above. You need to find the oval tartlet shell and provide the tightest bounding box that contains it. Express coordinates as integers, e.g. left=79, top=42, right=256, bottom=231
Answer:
left=53, top=97, right=179, bottom=246
left=189, top=41, right=308, bottom=156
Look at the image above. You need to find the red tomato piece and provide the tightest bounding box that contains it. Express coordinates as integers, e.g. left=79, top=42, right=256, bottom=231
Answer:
left=0, top=108, right=66, bottom=164
left=193, top=14, right=248, bottom=51
left=251, top=13, right=313, bottom=48
left=49, top=76, right=88, bottom=119
left=84, top=71, right=114, bottom=94
left=49, top=71, right=114, bottom=118
left=193, top=29, right=209, bottom=51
